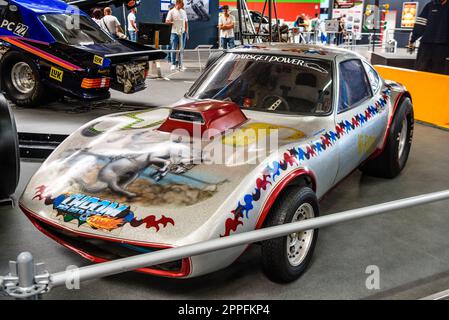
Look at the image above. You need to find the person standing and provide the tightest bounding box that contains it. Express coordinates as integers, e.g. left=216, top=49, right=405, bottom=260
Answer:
left=336, top=17, right=345, bottom=45
left=101, top=7, right=125, bottom=39
left=294, top=14, right=307, bottom=43
left=219, top=5, right=235, bottom=49
left=127, top=7, right=138, bottom=42
left=166, top=0, right=189, bottom=71
left=180, top=0, right=189, bottom=70
left=162, top=4, right=175, bottom=62
left=310, top=13, right=320, bottom=43
left=92, top=8, right=102, bottom=27
left=409, top=0, right=449, bottom=74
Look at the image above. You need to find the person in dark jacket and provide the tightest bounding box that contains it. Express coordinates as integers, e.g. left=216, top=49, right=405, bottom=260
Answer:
left=409, top=0, right=449, bottom=74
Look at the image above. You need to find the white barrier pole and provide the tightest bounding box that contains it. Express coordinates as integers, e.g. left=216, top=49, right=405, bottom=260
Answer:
left=48, top=189, right=449, bottom=288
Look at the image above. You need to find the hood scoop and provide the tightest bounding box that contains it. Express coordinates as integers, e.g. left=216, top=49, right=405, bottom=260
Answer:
left=158, top=100, right=247, bottom=138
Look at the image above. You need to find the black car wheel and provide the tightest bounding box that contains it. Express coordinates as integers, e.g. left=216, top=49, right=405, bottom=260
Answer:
left=360, top=97, right=414, bottom=178
left=0, top=93, right=20, bottom=199
left=261, top=186, right=319, bottom=283
left=1, top=50, right=46, bottom=107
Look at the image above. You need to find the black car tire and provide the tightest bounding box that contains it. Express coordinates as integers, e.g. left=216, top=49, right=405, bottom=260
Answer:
left=0, top=93, right=20, bottom=199
left=1, top=50, right=46, bottom=107
left=261, top=186, right=319, bottom=283
left=360, top=97, right=414, bottom=178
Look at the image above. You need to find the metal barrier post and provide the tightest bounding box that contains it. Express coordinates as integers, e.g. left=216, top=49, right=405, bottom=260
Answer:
left=17, top=252, right=34, bottom=292
left=1, top=252, right=49, bottom=299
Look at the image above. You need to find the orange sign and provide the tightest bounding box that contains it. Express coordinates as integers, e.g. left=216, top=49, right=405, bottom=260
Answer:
left=401, top=2, right=418, bottom=28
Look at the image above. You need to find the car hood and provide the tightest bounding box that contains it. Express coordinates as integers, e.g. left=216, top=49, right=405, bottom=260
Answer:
left=20, top=101, right=323, bottom=245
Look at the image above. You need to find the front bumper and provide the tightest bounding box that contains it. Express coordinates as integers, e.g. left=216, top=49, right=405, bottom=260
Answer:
left=20, top=204, right=191, bottom=278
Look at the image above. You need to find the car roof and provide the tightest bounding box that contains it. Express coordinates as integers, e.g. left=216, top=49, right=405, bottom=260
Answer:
left=11, top=0, right=83, bottom=15
left=229, top=43, right=362, bottom=61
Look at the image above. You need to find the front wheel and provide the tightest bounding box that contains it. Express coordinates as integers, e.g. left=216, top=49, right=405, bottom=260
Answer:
left=1, top=51, right=46, bottom=107
left=261, top=187, right=319, bottom=283
left=360, top=97, right=414, bottom=178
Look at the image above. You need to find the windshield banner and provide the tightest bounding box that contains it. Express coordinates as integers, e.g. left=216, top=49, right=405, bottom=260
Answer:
left=234, top=53, right=328, bottom=73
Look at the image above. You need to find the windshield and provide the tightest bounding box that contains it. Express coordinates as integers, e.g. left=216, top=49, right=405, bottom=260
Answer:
left=187, top=53, right=333, bottom=115
left=39, top=14, right=113, bottom=45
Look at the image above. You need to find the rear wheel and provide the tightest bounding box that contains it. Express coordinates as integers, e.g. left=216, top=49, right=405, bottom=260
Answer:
left=1, top=51, right=46, bottom=107
left=360, top=97, right=414, bottom=178
left=261, top=187, right=319, bottom=283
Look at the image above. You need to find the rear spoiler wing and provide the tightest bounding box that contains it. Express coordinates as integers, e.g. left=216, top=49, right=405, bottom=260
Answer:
left=104, top=41, right=166, bottom=62
left=104, top=49, right=165, bottom=59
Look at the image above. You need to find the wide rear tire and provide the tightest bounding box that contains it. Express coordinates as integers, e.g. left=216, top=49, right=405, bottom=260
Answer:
left=360, top=97, right=414, bottom=178
left=1, top=50, right=46, bottom=107
left=261, top=187, right=319, bottom=283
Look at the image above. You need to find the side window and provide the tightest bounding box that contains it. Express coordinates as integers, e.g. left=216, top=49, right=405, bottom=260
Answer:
left=338, top=59, right=372, bottom=113
left=362, top=61, right=381, bottom=93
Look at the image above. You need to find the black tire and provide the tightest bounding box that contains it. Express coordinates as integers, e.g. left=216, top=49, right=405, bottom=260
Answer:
left=360, top=97, right=414, bottom=178
left=261, top=186, right=319, bottom=283
left=1, top=50, right=46, bottom=107
left=0, top=93, right=20, bottom=198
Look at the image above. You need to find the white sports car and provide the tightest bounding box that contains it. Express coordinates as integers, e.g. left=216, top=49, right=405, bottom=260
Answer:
left=19, top=44, right=413, bottom=282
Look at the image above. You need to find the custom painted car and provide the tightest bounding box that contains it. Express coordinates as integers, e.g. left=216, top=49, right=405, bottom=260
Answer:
left=0, top=0, right=165, bottom=107
left=19, top=44, right=414, bottom=282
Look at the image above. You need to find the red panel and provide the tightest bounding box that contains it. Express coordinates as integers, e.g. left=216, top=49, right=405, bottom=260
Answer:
left=158, top=100, right=247, bottom=138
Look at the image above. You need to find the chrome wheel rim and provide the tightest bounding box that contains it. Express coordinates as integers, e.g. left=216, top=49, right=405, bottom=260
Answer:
left=398, top=117, right=408, bottom=159
left=286, top=203, right=315, bottom=266
left=11, top=62, right=35, bottom=94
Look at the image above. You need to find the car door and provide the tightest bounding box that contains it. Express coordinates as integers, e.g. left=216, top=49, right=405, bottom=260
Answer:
left=334, top=58, right=378, bottom=182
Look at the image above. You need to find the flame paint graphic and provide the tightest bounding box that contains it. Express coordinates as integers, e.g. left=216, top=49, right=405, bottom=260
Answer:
left=255, top=174, right=272, bottom=191
left=87, top=216, right=125, bottom=231
left=33, top=185, right=48, bottom=200
left=221, top=210, right=243, bottom=237
left=130, top=215, right=175, bottom=231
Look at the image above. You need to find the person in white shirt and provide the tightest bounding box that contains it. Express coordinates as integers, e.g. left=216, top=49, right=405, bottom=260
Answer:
left=101, top=7, right=125, bottom=39
left=165, top=0, right=189, bottom=71
left=127, top=7, right=138, bottom=42
left=310, top=13, right=320, bottom=43
left=218, top=5, right=235, bottom=49
left=92, top=8, right=102, bottom=27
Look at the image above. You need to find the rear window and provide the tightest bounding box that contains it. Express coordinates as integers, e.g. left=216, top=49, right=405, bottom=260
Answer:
left=39, top=14, right=113, bottom=45
left=363, top=61, right=381, bottom=93
left=338, top=59, right=372, bottom=112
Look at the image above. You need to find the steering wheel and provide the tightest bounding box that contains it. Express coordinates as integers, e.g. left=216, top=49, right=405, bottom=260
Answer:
left=261, top=95, right=290, bottom=112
